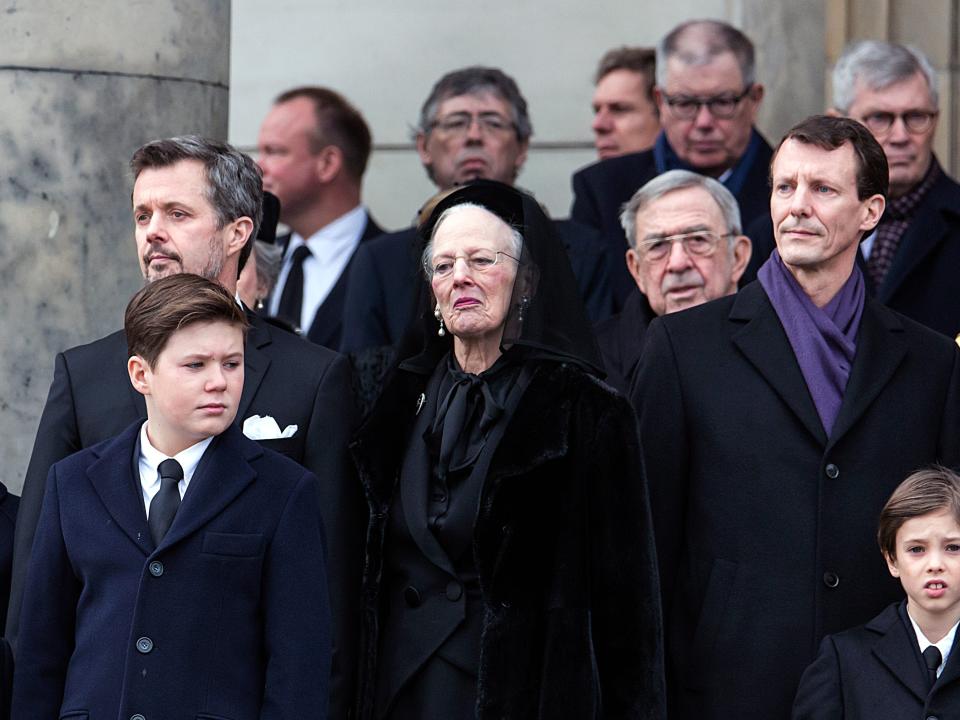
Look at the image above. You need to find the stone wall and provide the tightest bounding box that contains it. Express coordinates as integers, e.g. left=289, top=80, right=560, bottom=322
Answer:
left=0, top=1, right=230, bottom=493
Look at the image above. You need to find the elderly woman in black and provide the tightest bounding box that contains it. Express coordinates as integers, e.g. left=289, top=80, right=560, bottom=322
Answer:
left=351, top=181, right=664, bottom=719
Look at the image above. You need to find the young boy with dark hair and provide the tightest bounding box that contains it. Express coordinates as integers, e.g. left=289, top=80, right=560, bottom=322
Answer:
left=793, top=465, right=960, bottom=718
left=12, top=274, right=331, bottom=719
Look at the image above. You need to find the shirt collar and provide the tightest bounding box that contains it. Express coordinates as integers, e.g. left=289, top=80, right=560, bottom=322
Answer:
left=908, top=612, right=959, bottom=675
left=287, top=205, right=367, bottom=257
left=139, top=420, right=214, bottom=485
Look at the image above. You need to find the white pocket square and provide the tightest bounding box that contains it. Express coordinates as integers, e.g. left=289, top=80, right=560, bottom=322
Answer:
left=242, top=414, right=298, bottom=440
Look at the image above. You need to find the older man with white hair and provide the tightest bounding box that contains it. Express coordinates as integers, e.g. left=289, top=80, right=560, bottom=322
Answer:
left=595, top=169, right=751, bottom=391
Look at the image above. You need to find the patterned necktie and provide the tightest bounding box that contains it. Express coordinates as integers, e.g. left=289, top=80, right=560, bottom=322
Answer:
left=149, top=458, right=183, bottom=546
left=922, top=644, right=942, bottom=689
left=276, top=245, right=312, bottom=329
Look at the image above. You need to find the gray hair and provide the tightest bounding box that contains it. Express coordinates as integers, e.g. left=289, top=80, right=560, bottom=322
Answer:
left=656, top=19, right=756, bottom=87
left=252, top=240, right=283, bottom=298
left=832, top=40, right=938, bottom=113
left=619, top=169, right=742, bottom=249
left=415, top=66, right=533, bottom=142
left=421, top=202, right=524, bottom=278
left=130, top=135, right=263, bottom=273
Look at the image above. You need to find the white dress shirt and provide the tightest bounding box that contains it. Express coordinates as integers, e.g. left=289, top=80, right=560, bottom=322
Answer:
left=137, top=421, right=213, bottom=518
left=909, top=612, right=959, bottom=678
left=269, top=205, right=369, bottom=331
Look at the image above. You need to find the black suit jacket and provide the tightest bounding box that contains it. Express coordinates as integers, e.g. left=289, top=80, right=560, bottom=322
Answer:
left=749, top=168, right=960, bottom=338
left=339, top=219, right=614, bottom=353
left=594, top=288, right=654, bottom=394
left=277, top=212, right=384, bottom=350
left=793, top=601, right=960, bottom=719
left=571, top=132, right=775, bottom=302
left=631, top=282, right=960, bottom=719
left=9, top=312, right=363, bottom=718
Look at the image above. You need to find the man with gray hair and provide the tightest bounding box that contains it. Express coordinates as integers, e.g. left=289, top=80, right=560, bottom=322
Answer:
left=573, top=19, right=772, bottom=305
left=749, top=40, right=960, bottom=338
left=340, top=66, right=613, bottom=353
left=596, top=169, right=751, bottom=391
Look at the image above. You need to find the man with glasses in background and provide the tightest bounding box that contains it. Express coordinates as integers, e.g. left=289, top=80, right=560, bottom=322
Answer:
left=749, top=40, right=960, bottom=339
left=572, top=19, right=772, bottom=305
left=339, top=66, right=613, bottom=355
left=596, top=169, right=751, bottom=392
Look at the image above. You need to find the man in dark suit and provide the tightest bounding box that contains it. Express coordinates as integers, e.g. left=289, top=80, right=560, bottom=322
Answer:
left=257, top=86, right=384, bottom=349
left=632, top=116, right=960, bottom=719
left=7, top=136, right=362, bottom=718
left=12, top=275, right=330, bottom=718
left=339, top=66, right=614, bottom=354
left=572, top=19, right=772, bottom=304
left=596, top=169, right=750, bottom=392
left=750, top=41, right=960, bottom=339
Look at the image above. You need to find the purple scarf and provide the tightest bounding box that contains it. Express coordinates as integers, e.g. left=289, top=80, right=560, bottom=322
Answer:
left=757, top=250, right=865, bottom=437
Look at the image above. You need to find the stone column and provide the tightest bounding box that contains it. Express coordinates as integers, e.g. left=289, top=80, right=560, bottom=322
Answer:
left=0, top=1, right=230, bottom=493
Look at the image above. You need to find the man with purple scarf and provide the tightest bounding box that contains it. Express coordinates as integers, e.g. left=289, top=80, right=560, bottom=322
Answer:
left=631, top=115, right=960, bottom=720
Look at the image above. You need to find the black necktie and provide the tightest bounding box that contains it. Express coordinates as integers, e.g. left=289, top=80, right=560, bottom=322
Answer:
left=277, top=245, right=312, bottom=328
left=149, top=458, right=183, bottom=546
left=923, top=645, right=942, bottom=689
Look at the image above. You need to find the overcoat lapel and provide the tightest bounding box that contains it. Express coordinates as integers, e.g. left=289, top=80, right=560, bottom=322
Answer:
left=398, top=366, right=456, bottom=577
left=729, top=284, right=827, bottom=445
left=157, top=427, right=258, bottom=551
left=879, top=180, right=960, bottom=303
left=871, top=605, right=929, bottom=702
left=86, top=423, right=152, bottom=555
left=827, top=301, right=907, bottom=448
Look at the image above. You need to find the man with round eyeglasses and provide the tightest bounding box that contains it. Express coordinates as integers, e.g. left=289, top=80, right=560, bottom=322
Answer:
left=748, top=40, right=960, bottom=339
left=595, top=169, right=751, bottom=391
left=339, top=66, right=614, bottom=354
left=572, top=19, right=773, bottom=307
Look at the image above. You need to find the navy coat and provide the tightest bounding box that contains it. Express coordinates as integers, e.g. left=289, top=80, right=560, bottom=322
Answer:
left=793, top=602, right=960, bottom=719
left=12, top=422, right=331, bottom=720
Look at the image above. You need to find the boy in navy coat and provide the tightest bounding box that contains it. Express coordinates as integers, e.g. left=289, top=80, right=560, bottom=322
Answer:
left=793, top=465, right=960, bottom=719
left=12, top=274, right=331, bottom=719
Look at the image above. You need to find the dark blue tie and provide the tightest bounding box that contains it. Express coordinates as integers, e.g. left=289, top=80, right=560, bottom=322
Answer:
left=923, top=645, right=942, bottom=689
left=149, top=458, right=183, bottom=546
left=277, top=245, right=312, bottom=329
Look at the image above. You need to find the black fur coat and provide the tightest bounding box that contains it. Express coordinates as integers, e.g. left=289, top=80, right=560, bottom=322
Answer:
left=350, top=359, right=666, bottom=719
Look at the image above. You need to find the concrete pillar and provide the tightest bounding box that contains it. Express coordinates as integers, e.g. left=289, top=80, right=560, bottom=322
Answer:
left=0, top=1, right=230, bottom=493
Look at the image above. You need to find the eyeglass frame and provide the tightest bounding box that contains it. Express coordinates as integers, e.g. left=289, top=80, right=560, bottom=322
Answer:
left=857, top=109, right=938, bottom=136
left=659, top=85, right=755, bottom=120
left=634, top=230, right=736, bottom=262
left=428, top=112, right=517, bottom=137
left=425, top=250, right=522, bottom=279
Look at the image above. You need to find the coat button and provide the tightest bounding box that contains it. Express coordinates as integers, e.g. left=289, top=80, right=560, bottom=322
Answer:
left=825, top=463, right=840, bottom=479
left=131, top=715, right=146, bottom=720
left=136, top=636, right=154, bottom=654
left=445, top=580, right=463, bottom=601
left=404, top=586, right=422, bottom=608
left=149, top=561, right=164, bottom=577
left=823, top=571, right=840, bottom=588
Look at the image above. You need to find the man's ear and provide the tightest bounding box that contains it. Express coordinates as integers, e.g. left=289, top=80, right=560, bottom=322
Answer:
left=128, top=355, right=151, bottom=397
left=224, top=217, right=254, bottom=260
left=860, top=194, right=886, bottom=234
left=315, top=145, right=343, bottom=183
left=626, top=248, right=648, bottom=294
left=825, top=107, right=843, bottom=118
left=729, top=235, right=753, bottom=286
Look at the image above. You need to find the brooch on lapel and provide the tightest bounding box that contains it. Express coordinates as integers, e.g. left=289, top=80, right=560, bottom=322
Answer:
left=415, top=393, right=426, bottom=416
